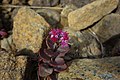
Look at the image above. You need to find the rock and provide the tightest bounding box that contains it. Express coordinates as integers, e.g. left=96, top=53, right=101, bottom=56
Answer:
left=36, top=9, right=60, bottom=27
left=61, top=4, right=77, bottom=18
left=2, top=0, right=11, bottom=4
left=0, top=51, right=27, bottom=80
left=12, top=7, right=50, bottom=53
left=60, top=0, right=95, bottom=8
left=60, top=4, right=77, bottom=27
left=58, top=57, right=120, bottom=80
left=116, top=0, right=120, bottom=14
left=11, top=8, right=19, bottom=19
left=12, top=0, right=20, bottom=4
left=28, top=0, right=59, bottom=7
left=1, top=35, right=12, bottom=51
left=92, top=13, right=120, bottom=43
left=60, top=17, right=68, bottom=27
left=68, top=0, right=119, bottom=30
left=64, top=28, right=101, bottom=60
left=48, top=0, right=59, bottom=6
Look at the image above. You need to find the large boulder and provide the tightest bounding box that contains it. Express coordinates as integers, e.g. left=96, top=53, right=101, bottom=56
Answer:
left=12, top=7, right=50, bottom=53
left=64, top=28, right=101, bottom=60
left=92, top=13, right=120, bottom=43
left=58, top=57, right=120, bottom=80
left=68, top=0, right=119, bottom=30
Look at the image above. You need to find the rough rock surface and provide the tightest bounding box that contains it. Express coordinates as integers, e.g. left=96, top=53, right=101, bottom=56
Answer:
left=36, top=9, right=60, bottom=27
left=60, top=17, right=68, bottom=27
left=61, top=4, right=77, bottom=18
left=92, top=13, right=120, bottom=43
left=12, top=0, right=20, bottom=4
left=64, top=28, right=101, bottom=60
left=13, top=7, right=50, bottom=53
left=28, top=0, right=59, bottom=6
left=60, top=0, right=95, bottom=8
left=58, top=57, right=120, bottom=80
left=68, top=0, right=119, bottom=30
left=116, top=0, right=120, bottom=14
left=0, top=51, right=27, bottom=80
left=60, top=4, right=77, bottom=27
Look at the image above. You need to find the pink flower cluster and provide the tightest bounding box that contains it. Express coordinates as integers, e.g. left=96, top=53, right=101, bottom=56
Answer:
left=49, top=29, right=69, bottom=47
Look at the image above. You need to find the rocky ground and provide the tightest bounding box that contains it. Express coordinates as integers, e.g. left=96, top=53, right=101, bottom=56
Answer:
left=0, top=0, right=120, bottom=80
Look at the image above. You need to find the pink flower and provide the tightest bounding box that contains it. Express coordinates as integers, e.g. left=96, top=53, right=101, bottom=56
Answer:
left=61, top=40, right=69, bottom=47
left=49, top=29, right=69, bottom=47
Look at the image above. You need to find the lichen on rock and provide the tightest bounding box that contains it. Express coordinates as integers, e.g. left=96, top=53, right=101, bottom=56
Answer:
left=12, top=7, right=50, bottom=53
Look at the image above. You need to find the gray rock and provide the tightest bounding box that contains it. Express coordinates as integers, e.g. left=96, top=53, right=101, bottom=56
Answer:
left=36, top=9, right=60, bottom=27
left=11, top=0, right=26, bottom=5
left=28, top=0, right=59, bottom=6
left=92, top=13, right=120, bottom=43
left=58, top=57, right=120, bottom=80
left=12, top=7, right=50, bottom=53
left=1, top=35, right=12, bottom=51
left=68, top=0, right=119, bottom=30
left=11, top=8, right=19, bottom=19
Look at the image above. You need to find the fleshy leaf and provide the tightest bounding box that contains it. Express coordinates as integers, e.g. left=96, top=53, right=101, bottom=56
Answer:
left=50, top=57, right=65, bottom=66
left=57, top=46, right=70, bottom=57
left=39, top=49, right=51, bottom=61
left=46, top=36, right=54, bottom=49
left=38, top=63, right=53, bottom=77
left=44, top=49, right=59, bottom=57
left=54, top=64, right=67, bottom=72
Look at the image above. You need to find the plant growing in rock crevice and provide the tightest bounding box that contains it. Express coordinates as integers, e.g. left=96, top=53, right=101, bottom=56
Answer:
left=16, top=29, right=70, bottom=80
left=38, top=29, right=70, bottom=80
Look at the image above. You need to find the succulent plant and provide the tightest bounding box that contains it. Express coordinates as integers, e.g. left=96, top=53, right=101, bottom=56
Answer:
left=15, top=29, right=70, bottom=80
left=38, top=29, right=70, bottom=80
